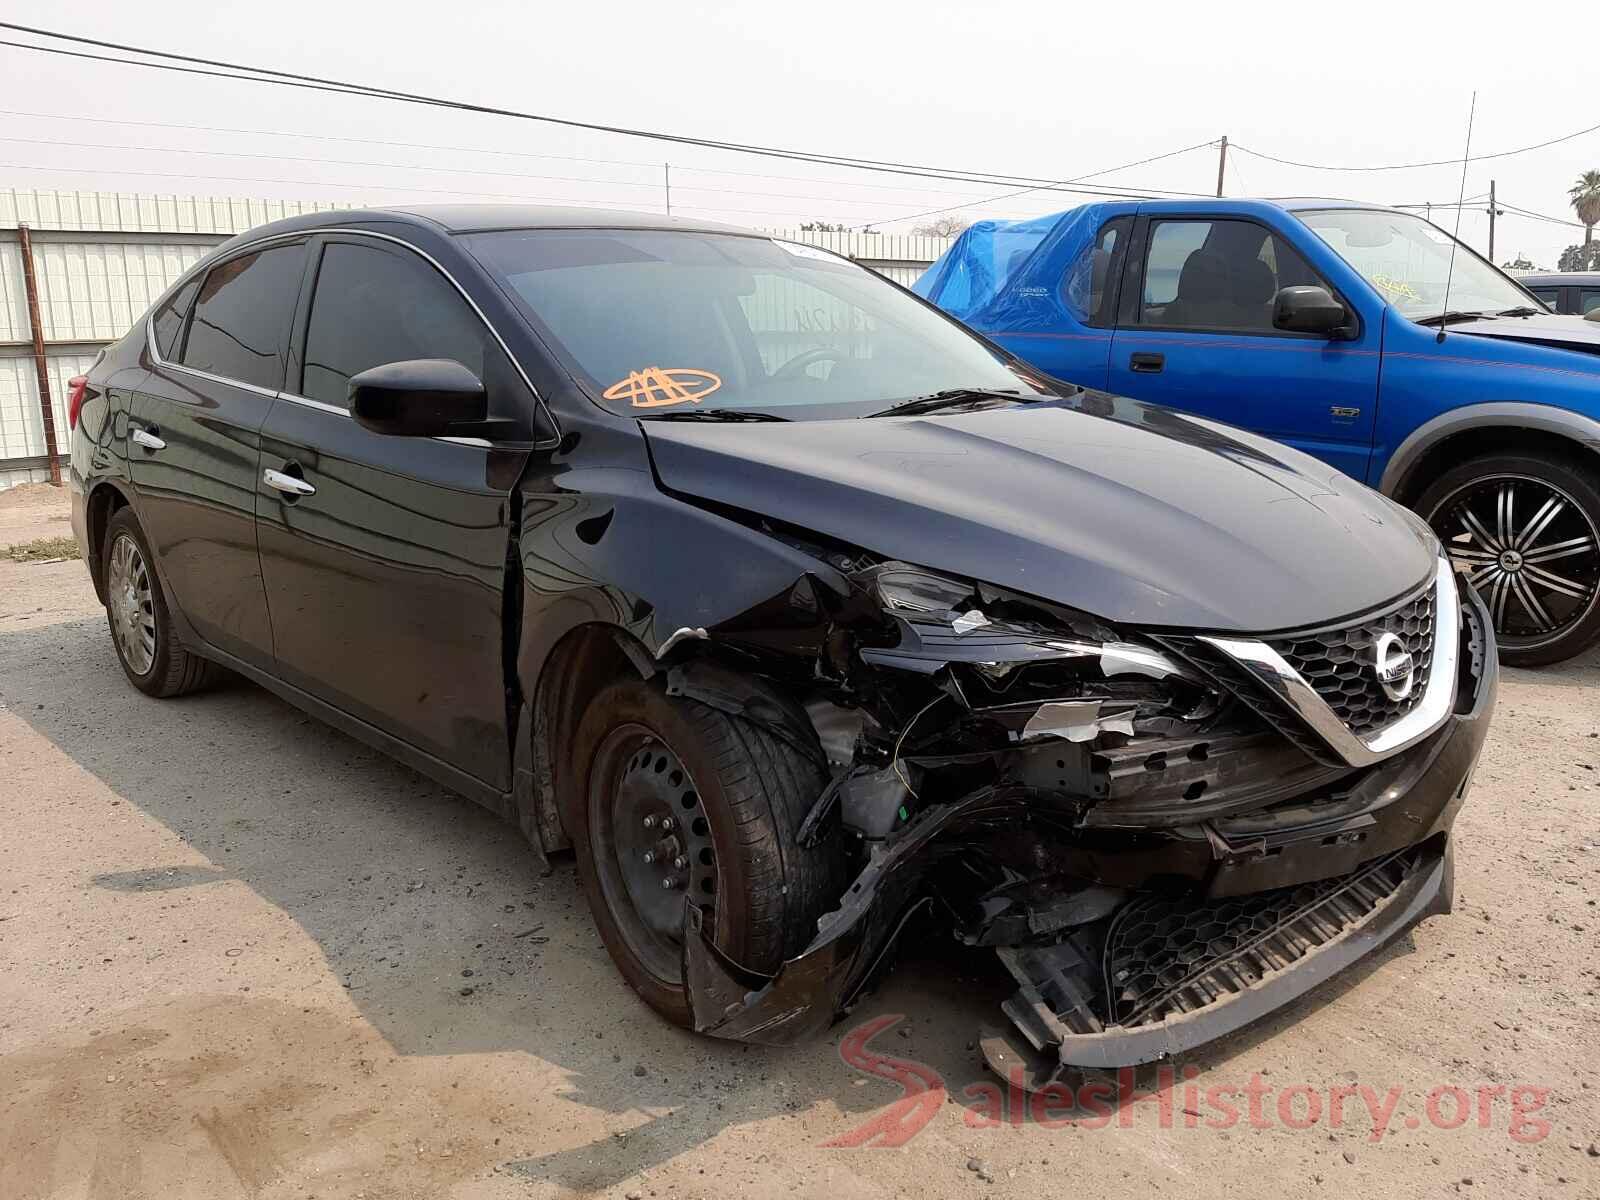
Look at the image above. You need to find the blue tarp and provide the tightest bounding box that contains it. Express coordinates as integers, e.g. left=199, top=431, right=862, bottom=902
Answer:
left=913, top=203, right=1133, bottom=331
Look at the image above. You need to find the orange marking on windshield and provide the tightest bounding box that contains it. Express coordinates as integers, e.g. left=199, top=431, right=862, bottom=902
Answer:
left=602, top=367, right=723, bottom=408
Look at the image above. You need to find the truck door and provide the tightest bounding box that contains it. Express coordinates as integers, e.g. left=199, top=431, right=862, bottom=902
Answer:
left=1108, top=215, right=1379, bottom=481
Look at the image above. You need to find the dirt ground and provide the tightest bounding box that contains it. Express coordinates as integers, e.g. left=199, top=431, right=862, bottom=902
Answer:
left=2, top=482, right=1598, bottom=1200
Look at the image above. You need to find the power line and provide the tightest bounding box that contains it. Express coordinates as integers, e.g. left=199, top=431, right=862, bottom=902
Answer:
left=0, top=159, right=954, bottom=221
left=855, top=139, right=1218, bottom=230
left=0, top=107, right=1017, bottom=199
left=0, top=23, right=1201, bottom=200
left=0, top=133, right=999, bottom=211
left=1234, top=118, right=1600, bottom=173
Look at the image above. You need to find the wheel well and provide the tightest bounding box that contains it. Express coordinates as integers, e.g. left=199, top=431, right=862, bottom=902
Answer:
left=528, top=624, right=650, bottom=850
left=84, top=484, right=128, bottom=602
left=1391, top=426, right=1598, bottom=508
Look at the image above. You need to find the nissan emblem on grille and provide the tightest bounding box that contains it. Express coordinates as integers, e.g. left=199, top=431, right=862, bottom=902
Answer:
left=1372, top=632, right=1416, bottom=701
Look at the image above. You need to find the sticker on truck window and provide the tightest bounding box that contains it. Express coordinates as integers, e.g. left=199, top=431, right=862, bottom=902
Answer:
left=1370, top=273, right=1422, bottom=303
left=602, top=367, right=723, bottom=408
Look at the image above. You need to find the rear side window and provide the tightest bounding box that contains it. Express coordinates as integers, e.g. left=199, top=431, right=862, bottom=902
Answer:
left=149, top=278, right=199, bottom=359
left=1063, top=217, right=1131, bottom=325
left=300, top=240, right=505, bottom=410
left=180, top=242, right=307, bottom=390
left=1581, top=289, right=1600, bottom=316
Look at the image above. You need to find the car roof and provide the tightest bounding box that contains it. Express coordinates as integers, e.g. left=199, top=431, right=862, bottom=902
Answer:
left=223, top=203, right=755, bottom=241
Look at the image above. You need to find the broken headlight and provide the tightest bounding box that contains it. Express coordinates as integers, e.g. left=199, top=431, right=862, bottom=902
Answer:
left=856, top=562, right=1206, bottom=736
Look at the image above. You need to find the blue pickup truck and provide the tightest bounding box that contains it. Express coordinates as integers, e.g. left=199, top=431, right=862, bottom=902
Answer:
left=916, top=199, right=1600, bottom=664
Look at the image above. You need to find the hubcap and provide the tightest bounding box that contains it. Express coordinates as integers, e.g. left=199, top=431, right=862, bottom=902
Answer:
left=107, top=532, right=156, bottom=675
left=589, top=725, right=718, bottom=985
left=1430, top=474, right=1600, bottom=644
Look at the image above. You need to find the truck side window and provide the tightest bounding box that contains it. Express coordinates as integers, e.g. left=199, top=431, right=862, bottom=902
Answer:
left=1581, top=289, right=1600, bottom=316
left=1140, top=219, right=1331, bottom=334
left=1527, top=286, right=1561, bottom=310
left=1063, top=217, right=1131, bottom=325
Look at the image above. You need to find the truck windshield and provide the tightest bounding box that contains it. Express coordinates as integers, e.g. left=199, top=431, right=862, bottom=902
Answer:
left=1297, top=208, right=1536, bottom=321
left=464, top=228, right=1042, bottom=420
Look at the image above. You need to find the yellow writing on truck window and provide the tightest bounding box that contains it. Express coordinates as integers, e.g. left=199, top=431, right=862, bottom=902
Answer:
left=1371, top=273, right=1422, bottom=303
left=602, top=367, right=723, bottom=408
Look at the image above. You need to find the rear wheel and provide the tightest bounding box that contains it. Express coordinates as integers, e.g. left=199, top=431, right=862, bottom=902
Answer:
left=567, top=677, right=842, bottom=1026
left=1418, top=453, right=1600, bottom=666
left=102, top=508, right=219, bottom=697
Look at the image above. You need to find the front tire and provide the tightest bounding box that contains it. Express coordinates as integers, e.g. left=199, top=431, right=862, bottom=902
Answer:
left=102, top=508, right=219, bottom=697
left=1418, top=452, right=1600, bottom=666
left=567, top=677, right=844, bottom=1027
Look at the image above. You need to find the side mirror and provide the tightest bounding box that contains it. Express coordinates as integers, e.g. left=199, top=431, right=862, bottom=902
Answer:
left=349, top=359, right=488, bottom=437
left=1272, top=285, right=1353, bottom=338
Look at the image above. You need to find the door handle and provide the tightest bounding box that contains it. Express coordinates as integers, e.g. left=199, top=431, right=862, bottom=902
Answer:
left=1129, top=352, right=1166, bottom=374
left=131, top=427, right=165, bottom=451
left=263, top=467, right=316, bottom=497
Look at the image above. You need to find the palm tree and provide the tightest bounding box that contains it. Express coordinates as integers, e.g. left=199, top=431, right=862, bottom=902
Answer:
left=1571, top=170, right=1600, bottom=246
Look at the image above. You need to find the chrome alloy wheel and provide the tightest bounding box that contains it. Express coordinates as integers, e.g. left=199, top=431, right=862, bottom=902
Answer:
left=1430, top=474, right=1600, bottom=643
left=587, top=726, right=719, bottom=985
left=107, top=532, right=157, bottom=675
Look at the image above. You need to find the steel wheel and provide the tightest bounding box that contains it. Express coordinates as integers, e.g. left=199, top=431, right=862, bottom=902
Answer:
left=106, top=531, right=157, bottom=676
left=1429, top=473, right=1600, bottom=645
left=587, top=724, right=719, bottom=986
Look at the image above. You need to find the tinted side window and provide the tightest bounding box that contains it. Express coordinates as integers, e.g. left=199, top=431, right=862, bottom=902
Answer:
left=301, top=241, right=502, bottom=409
left=150, top=278, right=199, bottom=359
left=1063, top=217, right=1131, bottom=325
left=180, top=243, right=307, bottom=390
left=1526, top=286, right=1561, bottom=309
left=1141, top=219, right=1331, bottom=333
left=1581, top=289, right=1600, bottom=316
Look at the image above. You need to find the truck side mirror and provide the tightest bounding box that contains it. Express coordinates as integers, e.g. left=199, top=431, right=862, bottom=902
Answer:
left=1273, top=286, right=1353, bottom=339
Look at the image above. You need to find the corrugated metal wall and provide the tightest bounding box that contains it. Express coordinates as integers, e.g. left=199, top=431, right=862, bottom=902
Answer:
left=0, top=189, right=952, bottom=488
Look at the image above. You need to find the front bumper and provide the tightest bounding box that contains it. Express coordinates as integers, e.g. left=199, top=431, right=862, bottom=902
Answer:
left=684, top=581, right=1497, bottom=1061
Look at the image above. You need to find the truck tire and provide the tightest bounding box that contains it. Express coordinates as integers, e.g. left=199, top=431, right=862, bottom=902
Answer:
left=567, top=677, right=844, bottom=1027
left=102, top=508, right=220, bottom=697
left=1418, top=452, right=1600, bottom=666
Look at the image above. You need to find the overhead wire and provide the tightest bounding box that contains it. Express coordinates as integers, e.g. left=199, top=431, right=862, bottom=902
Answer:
left=0, top=23, right=1205, bottom=199
left=1234, top=118, right=1600, bottom=173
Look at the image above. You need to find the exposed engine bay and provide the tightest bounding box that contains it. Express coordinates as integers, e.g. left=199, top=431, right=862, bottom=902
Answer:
left=637, top=547, right=1496, bottom=1080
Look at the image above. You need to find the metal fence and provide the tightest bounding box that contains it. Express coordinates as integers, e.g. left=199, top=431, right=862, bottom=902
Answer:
left=0, top=189, right=952, bottom=489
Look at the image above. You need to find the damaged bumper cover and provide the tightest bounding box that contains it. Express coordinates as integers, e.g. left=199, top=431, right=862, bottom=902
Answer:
left=683, top=573, right=1497, bottom=1064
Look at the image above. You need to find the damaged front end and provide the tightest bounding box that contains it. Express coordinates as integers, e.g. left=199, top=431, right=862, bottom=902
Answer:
left=679, top=552, right=1497, bottom=1072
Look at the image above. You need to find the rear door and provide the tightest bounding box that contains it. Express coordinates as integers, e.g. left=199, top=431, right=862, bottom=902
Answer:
left=254, top=233, right=535, bottom=788
left=1108, top=216, right=1380, bottom=480
left=128, top=240, right=309, bottom=667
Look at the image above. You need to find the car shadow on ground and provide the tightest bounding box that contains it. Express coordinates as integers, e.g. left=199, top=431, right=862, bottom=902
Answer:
left=1, top=614, right=1435, bottom=1190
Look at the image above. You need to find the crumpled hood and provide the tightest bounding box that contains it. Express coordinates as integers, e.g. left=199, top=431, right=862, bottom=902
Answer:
left=641, top=394, right=1436, bottom=634
left=1443, top=313, right=1600, bottom=355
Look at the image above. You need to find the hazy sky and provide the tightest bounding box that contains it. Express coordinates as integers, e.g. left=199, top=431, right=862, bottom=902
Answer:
left=2, top=0, right=1594, bottom=267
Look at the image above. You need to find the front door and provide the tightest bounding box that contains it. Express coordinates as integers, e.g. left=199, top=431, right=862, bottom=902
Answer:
left=1108, top=216, right=1380, bottom=481
left=254, top=234, right=534, bottom=788
left=127, top=240, right=309, bottom=667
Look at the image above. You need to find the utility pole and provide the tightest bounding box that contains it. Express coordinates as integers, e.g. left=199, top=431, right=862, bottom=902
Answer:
left=664, top=163, right=671, bottom=217
left=1215, top=135, right=1228, bottom=198
left=16, top=223, right=61, bottom=486
left=1487, top=179, right=1501, bottom=264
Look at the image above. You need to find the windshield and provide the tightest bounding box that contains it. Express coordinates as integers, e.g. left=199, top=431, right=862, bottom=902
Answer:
left=1297, top=208, right=1538, bottom=320
left=465, top=229, right=1044, bottom=419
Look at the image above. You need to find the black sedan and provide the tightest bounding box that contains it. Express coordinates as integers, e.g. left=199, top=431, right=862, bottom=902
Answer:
left=67, top=205, right=1496, bottom=1080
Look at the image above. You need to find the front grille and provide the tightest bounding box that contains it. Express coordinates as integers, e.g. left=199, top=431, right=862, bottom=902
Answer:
left=1100, top=849, right=1418, bottom=1028
left=1265, top=588, right=1436, bottom=737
